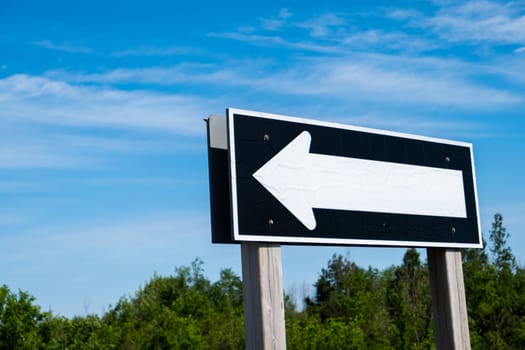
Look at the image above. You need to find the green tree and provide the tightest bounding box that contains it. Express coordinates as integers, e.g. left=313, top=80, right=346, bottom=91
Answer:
left=0, top=285, right=47, bottom=349
left=386, top=248, right=433, bottom=349
left=304, top=254, right=394, bottom=349
left=462, top=236, right=491, bottom=349
left=463, top=214, right=525, bottom=349
left=489, top=213, right=516, bottom=271
left=103, top=259, right=244, bottom=349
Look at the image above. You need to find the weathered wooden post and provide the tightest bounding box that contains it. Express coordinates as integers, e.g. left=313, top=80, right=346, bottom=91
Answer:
left=428, top=248, right=471, bottom=349
left=241, top=243, right=286, bottom=350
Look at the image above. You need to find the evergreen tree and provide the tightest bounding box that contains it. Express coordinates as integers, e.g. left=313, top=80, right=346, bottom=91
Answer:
left=304, top=254, right=394, bottom=349
left=386, top=248, right=433, bottom=349
left=489, top=213, right=516, bottom=271
left=463, top=214, right=525, bottom=349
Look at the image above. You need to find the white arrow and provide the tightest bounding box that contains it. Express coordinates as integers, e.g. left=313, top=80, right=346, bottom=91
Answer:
left=253, top=131, right=467, bottom=230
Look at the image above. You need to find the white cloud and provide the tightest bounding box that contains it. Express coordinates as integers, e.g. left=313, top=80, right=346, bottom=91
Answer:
left=46, top=64, right=248, bottom=86
left=314, top=60, right=517, bottom=105
left=0, top=127, right=204, bottom=169
left=386, top=8, right=423, bottom=21
left=259, top=8, right=293, bottom=31
left=336, top=112, right=490, bottom=138
left=232, top=55, right=522, bottom=109
left=215, top=9, right=439, bottom=55
left=208, top=4, right=525, bottom=105
left=42, top=52, right=523, bottom=112
left=384, top=1, right=525, bottom=45
left=0, top=74, right=213, bottom=135
left=110, top=52, right=525, bottom=105
left=32, top=40, right=95, bottom=54
left=2, top=30, right=522, bottom=172
left=427, top=1, right=525, bottom=44
left=214, top=2, right=525, bottom=57
left=296, top=13, right=346, bottom=38
left=208, top=31, right=341, bottom=54
left=112, top=45, right=199, bottom=57
left=342, top=30, right=438, bottom=53
left=0, top=142, right=99, bottom=169
left=0, top=73, right=216, bottom=169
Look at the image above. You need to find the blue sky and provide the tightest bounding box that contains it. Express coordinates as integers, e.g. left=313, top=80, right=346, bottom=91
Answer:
left=1, top=0, right=524, bottom=316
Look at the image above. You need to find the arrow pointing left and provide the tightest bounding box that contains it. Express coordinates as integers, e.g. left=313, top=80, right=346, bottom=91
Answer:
left=253, top=131, right=467, bottom=230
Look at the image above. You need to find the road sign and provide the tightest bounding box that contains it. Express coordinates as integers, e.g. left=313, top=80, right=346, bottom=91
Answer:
left=226, top=108, right=481, bottom=248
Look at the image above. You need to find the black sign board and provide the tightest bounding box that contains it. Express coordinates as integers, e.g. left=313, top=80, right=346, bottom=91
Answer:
left=210, top=108, right=481, bottom=248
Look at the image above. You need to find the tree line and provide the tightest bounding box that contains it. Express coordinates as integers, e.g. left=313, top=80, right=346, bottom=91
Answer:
left=1, top=213, right=524, bottom=349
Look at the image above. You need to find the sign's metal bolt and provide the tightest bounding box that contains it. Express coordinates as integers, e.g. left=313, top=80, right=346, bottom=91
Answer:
left=445, top=156, right=451, bottom=163
left=451, top=226, right=456, bottom=233
left=268, top=218, right=274, bottom=225
left=263, top=133, right=270, bottom=141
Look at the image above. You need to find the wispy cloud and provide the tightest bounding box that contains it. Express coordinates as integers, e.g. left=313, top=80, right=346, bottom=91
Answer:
left=214, top=8, right=435, bottom=55
left=296, top=13, right=346, bottom=38
left=297, top=57, right=520, bottom=106
left=337, top=112, right=492, bottom=139
left=0, top=141, right=99, bottom=169
left=217, top=2, right=525, bottom=55
left=342, top=30, right=438, bottom=53
left=208, top=31, right=341, bottom=54
left=45, top=64, right=246, bottom=86
left=40, top=52, right=523, bottom=111
left=0, top=180, right=40, bottom=193
left=112, top=45, right=199, bottom=57
left=4, top=1, right=524, bottom=175
left=211, top=9, right=351, bottom=54
left=0, top=130, right=205, bottom=170
left=259, top=8, right=293, bottom=31
left=0, top=73, right=215, bottom=169
left=0, top=74, right=214, bottom=135
left=32, top=40, right=201, bottom=58
left=32, top=40, right=95, bottom=54
left=205, top=4, right=524, bottom=113
left=405, top=1, right=525, bottom=45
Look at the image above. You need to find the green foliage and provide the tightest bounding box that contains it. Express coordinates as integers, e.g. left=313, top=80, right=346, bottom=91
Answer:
left=0, top=286, right=48, bottom=349
left=287, top=315, right=365, bottom=349
left=386, top=248, right=433, bottom=349
left=489, top=213, right=516, bottom=271
left=302, top=251, right=434, bottom=349
left=40, top=315, right=119, bottom=350
left=1, top=214, right=524, bottom=348
left=104, top=259, right=244, bottom=349
left=463, top=214, right=525, bottom=349
left=1, top=259, right=245, bottom=349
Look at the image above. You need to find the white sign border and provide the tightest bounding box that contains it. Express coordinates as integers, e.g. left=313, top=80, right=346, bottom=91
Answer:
left=227, top=107, right=482, bottom=248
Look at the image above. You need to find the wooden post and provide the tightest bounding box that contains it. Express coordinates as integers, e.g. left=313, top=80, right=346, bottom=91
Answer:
left=427, top=248, right=471, bottom=350
left=241, top=242, right=286, bottom=350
